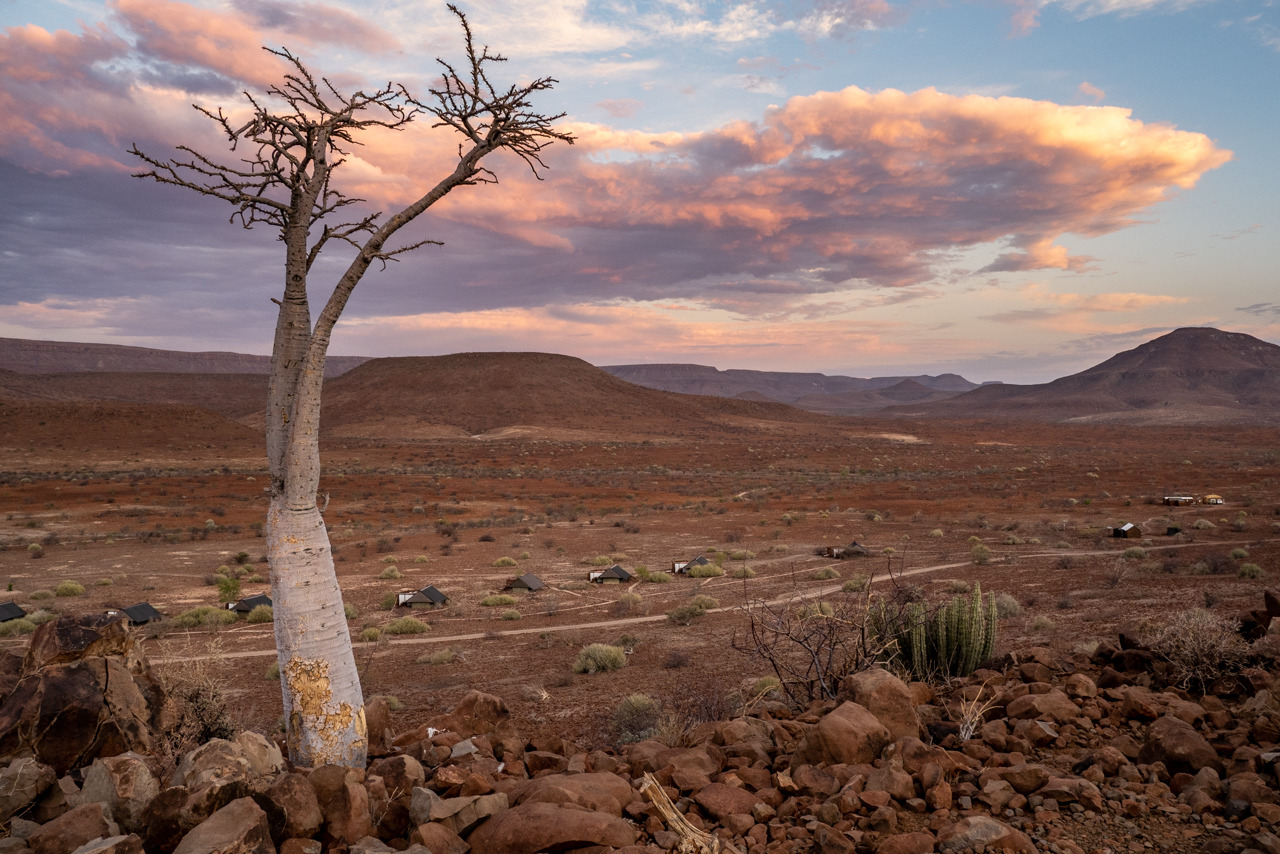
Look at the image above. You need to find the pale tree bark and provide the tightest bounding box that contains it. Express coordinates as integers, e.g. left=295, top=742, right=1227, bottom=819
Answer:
left=132, top=6, right=571, bottom=768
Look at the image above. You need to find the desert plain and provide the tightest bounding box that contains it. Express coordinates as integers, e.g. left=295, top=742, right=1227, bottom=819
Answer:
left=1, top=376, right=1276, bottom=749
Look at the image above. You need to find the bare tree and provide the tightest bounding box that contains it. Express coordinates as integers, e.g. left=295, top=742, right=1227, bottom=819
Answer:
left=131, top=6, right=572, bottom=768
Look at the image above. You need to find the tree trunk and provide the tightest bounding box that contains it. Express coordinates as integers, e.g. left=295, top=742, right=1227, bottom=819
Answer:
left=267, top=495, right=366, bottom=767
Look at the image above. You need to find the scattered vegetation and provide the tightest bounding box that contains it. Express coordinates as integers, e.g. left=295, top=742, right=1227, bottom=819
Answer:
left=385, top=616, right=429, bottom=635
left=573, top=643, right=627, bottom=674
left=245, top=604, right=274, bottom=624
left=1150, top=608, right=1249, bottom=693
left=480, top=594, right=517, bottom=607
left=876, top=583, right=998, bottom=679
left=493, top=557, right=518, bottom=567
left=54, top=581, right=85, bottom=597
left=814, top=567, right=840, bottom=581
left=378, top=566, right=402, bottom=580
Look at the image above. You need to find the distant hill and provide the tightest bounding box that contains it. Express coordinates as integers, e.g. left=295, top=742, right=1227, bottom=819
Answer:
left=319, top=352, right=835, bottom=439
left=0, top=369, right=267, bottom=419
left=884, top=327, right=1280, bottom=424
left=602, top=363, right=981, bottom=415
left=0, top=337, right=367, bottom=377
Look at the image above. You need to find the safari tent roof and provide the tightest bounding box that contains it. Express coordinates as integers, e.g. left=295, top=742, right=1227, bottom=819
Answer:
left=0, top=602, right=26, bottom=623
left=230, top=593, right=273, bottom=613
left=121, top=603, right=163, bottom=624
left=505, top=573, right=545, bottom=591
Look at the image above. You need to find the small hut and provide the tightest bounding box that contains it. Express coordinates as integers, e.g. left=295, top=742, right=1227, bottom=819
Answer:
left=1202, top=494, right=1224, bottom=505
left=1163, top=496, right=1195, bottom=506
left=0, top=602, right=26, bottom=623
left=1112, top=523, right=1140, bottom=539
left=825, top=542, right=871, bottom=559
left=227, top=593, right=273, bottom=613
left=589, top=565, right=634, bottom=584
left=504, top=573, right=545, bottom=593
left=107, top=602, right=163, bottom=625
left=672, top=555, right=712, bottom=574
left=397, top=586, right=449, bottom=608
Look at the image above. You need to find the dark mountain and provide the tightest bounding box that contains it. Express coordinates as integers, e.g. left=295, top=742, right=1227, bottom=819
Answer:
left=794, top=379, right=968, bottom=416
left=319, top=352, right=834, bottom=439
left=602, top=363, right=980, bottom=413
left=884, top=327, right=1280, bottom=424
left=0, top=337, right=367, bottom=377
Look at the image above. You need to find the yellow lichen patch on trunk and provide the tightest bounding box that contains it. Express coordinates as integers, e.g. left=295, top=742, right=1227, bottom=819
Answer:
left=283, top=656, right=368, bottom=767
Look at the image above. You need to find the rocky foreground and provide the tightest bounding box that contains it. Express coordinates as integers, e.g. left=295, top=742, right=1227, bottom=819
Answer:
left=3, top=614, right=1280, bottom=854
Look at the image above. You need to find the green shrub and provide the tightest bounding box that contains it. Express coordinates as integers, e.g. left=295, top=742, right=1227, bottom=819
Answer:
left=501, top=609, right=521, bottom=621
left=945, top=579, right=970, bottom=594
left=1029, top=616, right=1055, bottom=632
left=493, top=557, right=518, bottom=568
left=386, top=616, right=429, bottom=635
left=414, top=555, right=429, bottom=563
left=994, top=593, right=1022, bottom=618
left=420, top=648, right=458, bottom=665
left=481, top=594, right=517, bottom=607
left=750, top=676, right=781, bottom=699
left=689, top=594, right=719, bottom=611
left=343, top=602, right=358, bottom=620
left=814, top=567, right=840, bottom=581
left=26, top=610, right=55, bottom=625
left=378, top=566, right=402, bottom=580
left=1122, top=546, right=1147, bottom=561
left=731, top=566, right=756, bottom=579
left=970, top=545, right=992, bottom=566
left=612, top=694, right=660, bottom=743
left=382, top=555, right=398, bottom=563
left=245, top=604, right=274, bottom=624
left=729, top=550, right=755, bottom=561
left=1192, top=519, right=1215, bottom=530
left=644, top=572, right=670, bottom=584
left=687, top=564, right=724, bottom=578
left=798, top=601, right=834, bottom=619
left=175, top=606, right=238, bottom=629
left=1003, top=536, right=1024, bottom=546
left=1239, top=563, right=1264, bottom=579
left=841, top=575, right=870, bottom=593
left=96, top=577, right=113, bottom=586
left=54, top=581, right=85, bottom=597
left=360, top=627, right=382, bottom=642
left=585, top=555, right=612, bottom=566
left=379, top=593, right=397, bottom=611
left=0, top=619, right=36, bottom=637
left=573, top=643, right=627, bottom=674
left=265, top=661, right=280, bottom=680
left=1230, top=548, right=1250, bottom=560
left=28, top=589, right=52, bottom=601
left=929, top=529, right=944, bottom=538
left=216, top=576, right=241, bottom=603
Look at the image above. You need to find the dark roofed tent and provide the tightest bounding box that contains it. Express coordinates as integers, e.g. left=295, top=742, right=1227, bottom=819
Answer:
left=0, top=601, right=26, bottom=623
left=230, top=593, right=273, bottom=613
left=400, top=586, right=448, bottom=608
left=121, top=603, right=163, bottom=624
left=505, top=574, right=545, bottom=592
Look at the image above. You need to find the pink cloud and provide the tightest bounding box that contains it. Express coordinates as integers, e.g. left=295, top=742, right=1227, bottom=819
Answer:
left=596, top=98, right=643, bottom=119
left=1078, top=81, right=1106, bottom=102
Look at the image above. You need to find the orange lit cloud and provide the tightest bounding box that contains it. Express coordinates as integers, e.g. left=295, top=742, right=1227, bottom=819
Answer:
left=1078, top=81, right=1106, bottom=102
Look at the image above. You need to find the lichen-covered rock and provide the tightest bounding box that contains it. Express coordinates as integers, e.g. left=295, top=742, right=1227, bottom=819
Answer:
left=81, top=753, right=158, bottom=835
left=171, top=797, right=273, bottom=854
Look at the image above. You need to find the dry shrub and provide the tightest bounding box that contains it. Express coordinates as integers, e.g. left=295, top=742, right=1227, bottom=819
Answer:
left=573, top=643, right=626, bottom=674
left=158, top=637, right=238, bottom=766
left=1149, top=608, right=1249, bottom=693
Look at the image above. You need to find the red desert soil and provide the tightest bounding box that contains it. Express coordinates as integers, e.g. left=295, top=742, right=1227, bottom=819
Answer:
left=1, top=365, right=1276, bottom=751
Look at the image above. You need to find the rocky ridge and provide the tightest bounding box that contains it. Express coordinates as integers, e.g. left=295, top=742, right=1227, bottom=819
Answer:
left=4, top=612, right=1280, bottom=854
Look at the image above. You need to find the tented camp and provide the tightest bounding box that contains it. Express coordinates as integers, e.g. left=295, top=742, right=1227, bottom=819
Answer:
left=1163, top=496, right=1196, bottom=506
left=0, top=602, right=26, bottom=623
left=504, top=573, right=545, bottom=592
left=398, top=586, right=449, bottom=608
left=227, top=594, right=272, bottom=613
left=589, top=565, right=634, bottom=584
left=1203, top=494, right=1224, bottom=505
left=107, top=602, right=163, bottom=625
left=824, top=542, right=871, bottom=559
left=672, top=555, right=712, bottom=574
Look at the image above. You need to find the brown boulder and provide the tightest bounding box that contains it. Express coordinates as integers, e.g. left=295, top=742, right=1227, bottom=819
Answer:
left=465, top=802, right=636, bottom=854
left=1139, top=716, right=1223, bottom=775
left=793, top=702, right=890, bottom=767
left=28, top=802, right=119, bottom=854
left=0, top=757, right=56, bottom=822
left=71, top=836, right=145, bottom=854
left=427, top=691, right=509, bottom=739
left=1005, top=690, right=1079, bottom=724
left=936, top=816, right=1036, bottom=853
left=307, top=766, right=372, bottom=844
left=692, top=783, right=763, bottom=820
left=409, top=822, right=468, bottom=854
left=265, top=773, right=322, bottom=840
left=172, top=797, right=274, bottom=854
left=877, top=831, right=935, bottom=854
left=516, top=773, right=633, bottom=816
left=839, top=668, right=921, bottom=742
left=23, top=617, right=134, bottom=672
left=81, top=753, right=159, bottom=834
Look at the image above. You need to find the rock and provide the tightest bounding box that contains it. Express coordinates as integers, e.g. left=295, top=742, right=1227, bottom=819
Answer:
left=408, top=822, right=468, bottom=854
left=1040, top=777, right=1104, bottom=812
left=1139, top=716, right=1223, bottom=774
left=865, top=764, right=915, bottom=802
left=427, top=691, right=509, bottom=739
left=1064, top=674, right=1097, bottom=699
left=231, top=734, right=283, bottom=782
left=465, top=802, right=636, bottom=854
left=521, top=751, right=567, bottom=776
left=265, top=774, right=322, bottom=840
left=0, top=617, right=170, bottom=775
left=793, top=702, right=890, bottom=767
left=307, top=765, right=372, bottom=844
left=516, top=773, right=633, bottom=816
left=364, top=697, right=392, bottom=758
left=277, top=841, right=320, bottom=854
left=347, top=838, right=394, bottom=854
left=0, top=757, right=56, bottom=822
left=988, top=764, right=1053, bottom=795
left=172, top=797, right=273, bottom=854
left=28, top=803, right=120, bottom=854
left=427, top=793, right=507, bottom=837
left=876, top=831, right=935, bottom=854
left=657, top=747, right=721, bottom=792
left=838, top=669, right=921, bottom=742
left=1005, top=690, right=1079, bottom=724
left=692, top=783, right=763, bottom=820
left=80, top=753, right=158, bottom=834
left=936, top=815, right=1036, bottom=853
left=365, top=756, right=424, bottom=836
left=68, top=836, right=144, bottom=854
left=34, top=775, right=83, bottom=823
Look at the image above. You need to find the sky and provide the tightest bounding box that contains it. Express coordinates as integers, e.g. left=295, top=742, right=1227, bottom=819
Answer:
left=0, top=0, right=1276, bottom=383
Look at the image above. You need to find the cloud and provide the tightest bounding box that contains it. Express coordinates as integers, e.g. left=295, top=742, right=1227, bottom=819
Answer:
left=983, top=284, right=1191, bottom=333
left=595, top=98, right=643, bottom=119
left=979, top=238, right=1096, bottom=274
left=1077, top=81, right=1106, bottom=102
left=1238, top=303, right=1280, bottom=317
